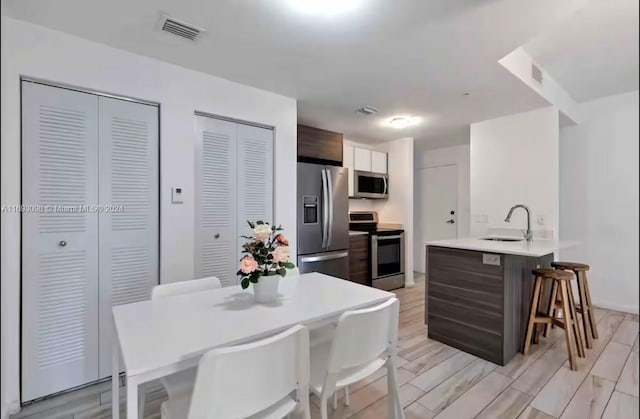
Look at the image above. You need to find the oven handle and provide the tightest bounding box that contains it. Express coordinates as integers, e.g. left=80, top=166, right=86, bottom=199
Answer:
left=375, top=234, right=403, bottom=240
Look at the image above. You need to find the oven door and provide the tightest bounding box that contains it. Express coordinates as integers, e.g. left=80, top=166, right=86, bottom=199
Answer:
left=371, top=233, right=404, bottom=279
left=354, top=170, right=388, bottom=199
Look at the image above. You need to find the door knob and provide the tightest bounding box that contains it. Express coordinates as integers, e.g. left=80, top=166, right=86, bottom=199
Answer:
left=59, top=240, right=67, bottom=247
left=446, top=219, right=455, bottom=224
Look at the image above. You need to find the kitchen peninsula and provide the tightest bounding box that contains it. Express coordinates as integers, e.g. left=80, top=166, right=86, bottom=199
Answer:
left=425, top=237, right=575, bottom=365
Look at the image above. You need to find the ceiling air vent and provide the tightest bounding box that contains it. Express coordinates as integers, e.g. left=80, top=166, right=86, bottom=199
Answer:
left=159, top=15, right=205, bottom=41
left=531, top=63, right=543, bottom=84
left=355, top=106, right=379, bottom=116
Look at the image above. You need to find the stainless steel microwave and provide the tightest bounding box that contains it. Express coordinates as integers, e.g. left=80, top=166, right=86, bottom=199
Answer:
left=353, top=170, right=389, bottom=199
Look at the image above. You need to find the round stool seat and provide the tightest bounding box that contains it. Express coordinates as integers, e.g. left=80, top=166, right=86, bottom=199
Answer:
left=532, top=268, right=574, bottom=281
left=552, top=261, right=590, bottom=271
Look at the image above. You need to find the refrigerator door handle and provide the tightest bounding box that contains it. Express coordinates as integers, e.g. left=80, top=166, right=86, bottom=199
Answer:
left=299, top=251, right=349, bottom=263
left=321, top=168, right=329, bottom=249
left=326, top=168, right=334, bottom=248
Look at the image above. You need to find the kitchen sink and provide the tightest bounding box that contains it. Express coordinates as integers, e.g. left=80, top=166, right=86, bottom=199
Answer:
left=480, top=237, right=524, bottom=242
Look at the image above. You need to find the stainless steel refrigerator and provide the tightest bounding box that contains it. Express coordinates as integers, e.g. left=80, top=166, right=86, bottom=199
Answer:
left=297, top=163, right=349, bottom=279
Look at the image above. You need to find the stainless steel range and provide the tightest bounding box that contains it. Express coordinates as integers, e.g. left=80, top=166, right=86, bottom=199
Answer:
left=349, top=211, right=405, bottom=291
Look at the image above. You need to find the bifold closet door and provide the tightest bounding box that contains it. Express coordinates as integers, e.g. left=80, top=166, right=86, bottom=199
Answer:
left=97, top=97, right=159, bottom=378
left=194, top=116, right=238, bottom=286
left=21, top=82, right=100, bottom=401
left=194, top=116, right=273, bottom=286
left=236, top=124, right=274, bottom=245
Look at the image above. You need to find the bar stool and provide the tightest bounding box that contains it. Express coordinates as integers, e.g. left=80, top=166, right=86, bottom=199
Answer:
left=551, top=262, right=598, bottom=349
left=524, top=268, right=583, bottom=371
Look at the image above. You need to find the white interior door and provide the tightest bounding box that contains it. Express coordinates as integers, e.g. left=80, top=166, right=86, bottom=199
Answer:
left=97, top=96, right=159, bottom=378
left=194, top=116, right=238, bottom=286
left=414, top=165, right=458, bottom=273
left=236, top=123, right=274, bottom=262
left=21, top=82, right=100, bottom=401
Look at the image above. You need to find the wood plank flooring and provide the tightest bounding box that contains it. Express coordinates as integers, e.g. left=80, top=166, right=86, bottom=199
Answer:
left=12, top=274, right=639, bottom=419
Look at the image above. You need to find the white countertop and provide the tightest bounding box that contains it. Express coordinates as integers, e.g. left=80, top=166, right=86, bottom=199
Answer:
left=426, top=236, right=577, bottom=257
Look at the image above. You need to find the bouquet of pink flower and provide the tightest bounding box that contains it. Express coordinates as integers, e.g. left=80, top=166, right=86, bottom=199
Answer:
left=237, top=220, right=295, bottom=289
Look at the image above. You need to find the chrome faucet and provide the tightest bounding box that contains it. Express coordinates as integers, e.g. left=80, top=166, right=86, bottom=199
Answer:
left=504, top=204, right=533, bottom=242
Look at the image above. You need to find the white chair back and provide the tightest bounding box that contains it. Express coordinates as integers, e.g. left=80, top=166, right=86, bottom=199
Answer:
left=187, top=325, right=310, bottom=419
left=151, top=277, right=221, bottom=300
left=327, top=298, right=399, bottom=372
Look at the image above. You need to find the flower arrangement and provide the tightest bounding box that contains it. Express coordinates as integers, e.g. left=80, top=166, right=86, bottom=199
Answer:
left=237, top=220, right=295, bottom=289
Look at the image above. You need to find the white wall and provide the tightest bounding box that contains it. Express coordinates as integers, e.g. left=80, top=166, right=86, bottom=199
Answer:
left=374, top=138, right=415, bottom=286
left=470, top=107, right=559, bottom=238
left=1, top=18, right=297, bottom=412
left=559, top=91, right=639, bottom=314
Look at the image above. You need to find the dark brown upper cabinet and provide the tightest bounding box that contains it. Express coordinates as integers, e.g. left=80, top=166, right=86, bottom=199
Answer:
left=297, top=124, right=343, bottom=166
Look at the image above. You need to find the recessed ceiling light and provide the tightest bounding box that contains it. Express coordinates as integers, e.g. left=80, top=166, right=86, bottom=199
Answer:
left=290, top=0, right=362, bottom=15
left=388, top=116, right=420, bottom=129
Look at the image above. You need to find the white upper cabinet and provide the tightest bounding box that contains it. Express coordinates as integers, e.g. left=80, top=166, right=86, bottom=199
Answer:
left=371, top=151, right=387, bottom=174
left=354, top=147, right=372, bottom=171
left=351, top=146, right=387, bottom=174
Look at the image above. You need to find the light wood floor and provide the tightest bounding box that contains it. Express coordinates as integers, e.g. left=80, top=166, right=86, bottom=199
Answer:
left=13, top=275, right=639, bottom=419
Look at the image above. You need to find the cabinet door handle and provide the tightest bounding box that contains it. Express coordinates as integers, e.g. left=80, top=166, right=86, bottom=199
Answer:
left=59, top=240, right=67, bottom=247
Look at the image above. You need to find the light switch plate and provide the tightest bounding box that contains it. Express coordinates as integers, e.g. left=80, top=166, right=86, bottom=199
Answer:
left=482, top=254, right=501, bottom=266
left=171, top=187, right=184, bottom=204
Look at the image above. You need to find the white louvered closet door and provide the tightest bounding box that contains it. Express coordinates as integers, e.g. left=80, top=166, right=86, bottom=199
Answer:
left=195, top=116, right=238, bottom=286
left=97, top=97, right=159, bottom=378
left=21, top=82, right=100, bottom=401
left=236, top=124, right=274, bottom=255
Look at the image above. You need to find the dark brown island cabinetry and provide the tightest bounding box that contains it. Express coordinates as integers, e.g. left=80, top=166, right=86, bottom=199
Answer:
left=349, top=234, right=369, bottom=286
left=297, top=124, right=343, bottom=165
left=426, top=246, right=553, bottom=365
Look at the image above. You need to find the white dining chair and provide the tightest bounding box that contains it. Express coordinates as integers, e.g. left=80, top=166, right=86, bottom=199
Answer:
left=138, top=277, right=222, bottom=416
left=309, top=298, right=404, bottom=419
left=160, top=324, right=311, bottom=419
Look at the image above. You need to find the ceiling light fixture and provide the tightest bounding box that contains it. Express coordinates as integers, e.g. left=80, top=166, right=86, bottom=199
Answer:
left=388, top=116, right=419, bottom=129
left=290, top=0, right=362, bottom=15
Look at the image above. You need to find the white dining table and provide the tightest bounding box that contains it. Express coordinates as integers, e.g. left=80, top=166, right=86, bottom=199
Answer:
left=111, top=272, right=399, bottom=419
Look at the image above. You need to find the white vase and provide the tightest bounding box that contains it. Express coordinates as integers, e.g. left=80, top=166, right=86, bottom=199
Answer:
left=253, top=274, right=281, bottom=304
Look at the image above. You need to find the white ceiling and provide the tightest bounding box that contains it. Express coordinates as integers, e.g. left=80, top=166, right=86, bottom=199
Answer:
left=525, top=0, right=639, bottom=103
left=6, top=0, right=609, bottom=145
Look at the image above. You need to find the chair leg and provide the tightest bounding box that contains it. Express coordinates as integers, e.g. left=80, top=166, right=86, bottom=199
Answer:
left=320, top=394, right=329, bottom=419
left=576, top=272, right=593, bottom=349
left=299, top=387, right=311, bottom=419
left=523, top=276, right=543, bottom=355
left=560, top=282, right=579, bottom=371
left=544, top=280, right=558, bottom=337
left=344, top=386, right=350, bottom=406
left=582, top=271, right=599, bottom=339
left=567, top=284, right=585, bottom=358
left=387, top=359, right=405, bottom=419
left=138, top=386, right=146, bottom=418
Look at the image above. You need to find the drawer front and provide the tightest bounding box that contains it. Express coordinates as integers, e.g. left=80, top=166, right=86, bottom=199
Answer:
left=429, top=282, right=502, bottom=315
left=428, top=295, right=502, bottom=334
left=428, top=247, right=503, bottom=295
left=428, top=314, right=504, bottom=365
left=349, top=235, right=369, bottom=285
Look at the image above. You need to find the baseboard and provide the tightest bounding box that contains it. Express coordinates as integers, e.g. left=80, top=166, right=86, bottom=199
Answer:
left=593, top=300, right=639, bottom=315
